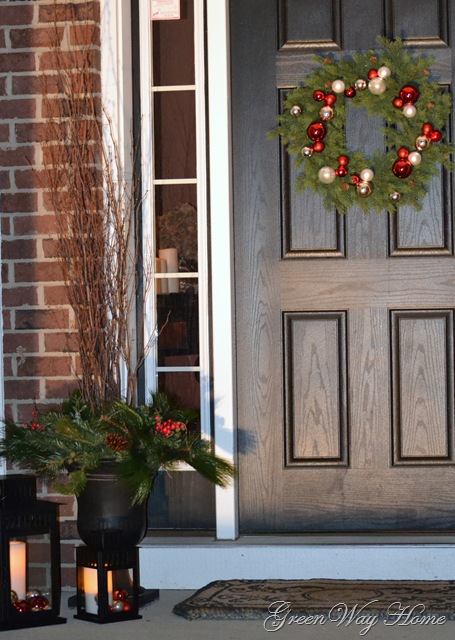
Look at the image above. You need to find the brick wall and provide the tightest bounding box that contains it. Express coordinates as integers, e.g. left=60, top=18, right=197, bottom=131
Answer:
left=0, top=0, right=101, bottom=590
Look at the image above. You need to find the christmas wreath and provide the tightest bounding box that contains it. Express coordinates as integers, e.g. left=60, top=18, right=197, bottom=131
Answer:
left=271, top=38, right=453, bottom=214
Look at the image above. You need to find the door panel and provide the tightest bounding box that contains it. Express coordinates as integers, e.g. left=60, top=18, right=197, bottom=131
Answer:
left=231, top=0, right=455, bottom=532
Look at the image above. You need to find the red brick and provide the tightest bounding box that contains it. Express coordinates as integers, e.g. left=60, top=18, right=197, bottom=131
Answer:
left=10, top=27, right=63, bottom=49
left=61, top=566, right=76, bottom=590
left=69, top=23, right=100, bottom=47
left=2, top=309, right=11, bottom=330
left=39, top=47, right=100, bottom=73
left=0, top=52, right=35, bottom=73
left=39, top=2, right=100, bottom=24
left=0, top=123, right=8, bottom=142
left=16, top=355, right=73, bottom=377
left=15, top=121, right=65, bottom=143
left=3, top=357, right=13, bottom=376
left=1, top=215, right=11, bottom=235
left=3, top=286, right=39, bottom=307
left=12, top=73, right=58, bottom=96
left=13, top=213, right=57, bottom=235
left=60, top=539, right=77, bottom=564
left=0, top=192, right=37, bottom=214
left=14, top=168, right=42, bottom=189
left=0, top=170, right=10, bottom=189
left=3, top=331, right=40, bottom=353
left=14, top=261, right=62, bottom=283
left=0, top=146, right=35, bottom=167
left=0, top=77, right=6, bottom=96
left=45, top=378, right=79, bottom=400
left=43, top=284, right=69, bottom=305
left=0, top=5, right=34, bottom=26
left=45, top=332, right=78, bottom=353
left=15, top=308, right=69, bottom=330
left=0, top=98, right=36, bottom=119
left=0, top=30, right=5, bottom=49
left=42, top=237, right=59, bottom=258
left=4, top=378, right=40, bottom=400
left=2, top=238, right=37, bottom=260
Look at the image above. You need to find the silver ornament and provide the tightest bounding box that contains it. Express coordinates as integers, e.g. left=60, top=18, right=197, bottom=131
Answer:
left=319, top=105, right=334, bottom=121
left=26, top=589, right=41, bottom=600
left=354, top=78, right=367, bottom=91
left=415, top=135, right=430, bottom=151
left=112, top=600, right=125, bottom=612
left=390, top=192, right=402, bottom=203
left=301, top=146, right=314, bottom=158
left=356, top=181, right=373, bottom=198
left=290, top=105, right=302, bottom=117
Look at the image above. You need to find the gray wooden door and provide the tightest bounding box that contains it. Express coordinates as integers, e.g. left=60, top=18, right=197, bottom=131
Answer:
left=231, top=0, right=455, bottom=532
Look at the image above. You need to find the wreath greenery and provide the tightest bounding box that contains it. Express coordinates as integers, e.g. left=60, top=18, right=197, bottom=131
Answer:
left=271, top=38, right=453, bottom=214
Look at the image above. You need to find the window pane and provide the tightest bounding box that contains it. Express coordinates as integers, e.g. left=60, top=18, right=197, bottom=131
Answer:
left=158, top=367, right=200, bottom=416
left=157, top=288, right=199, bottom=365
left=156, top=199, right=198, bottom=273
left=152, top=0, right=195, bottom=86
left=153, top=90, right=196, bottom=180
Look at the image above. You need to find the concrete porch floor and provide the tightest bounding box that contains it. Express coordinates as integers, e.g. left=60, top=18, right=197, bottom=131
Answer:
left=3, top=589, right=455, bottom=640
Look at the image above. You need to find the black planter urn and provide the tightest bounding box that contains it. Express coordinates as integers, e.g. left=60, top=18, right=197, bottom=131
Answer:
left=76, top=462, right=148, bottom=550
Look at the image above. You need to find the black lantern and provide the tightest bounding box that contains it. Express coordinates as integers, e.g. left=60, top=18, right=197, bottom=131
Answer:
left=0, top=474, right=66, bottom=631
left=75, top=546, right=142, bottom=623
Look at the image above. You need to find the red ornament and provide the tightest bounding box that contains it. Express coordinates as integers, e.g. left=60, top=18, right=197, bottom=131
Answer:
left=399, top=85, right=420, bottom=104
left=335, top=167, right=348, bottom=177
left=324, top=93, right=337, bottom=106
left=313, top=90, right=325, bottom=102
left=392, top=97, right=404, bottom=108
left=368, top=69, right=379, bottom=79
left=422, top=123, right=433, bottom=136
left=397, top=147, right=409, bottom=159
left=113, top=589, right=129, bottom=602
left=13, top=600, right=28, bottom=614
left=307, top=122, right=326, bottom=141
left=393, top=159, right=413, bottom=179
left=430, top=130, right=442, bottom=142
left=337, top=155, right=349, bottom=166
left=312, top=140, right=325, bottom=153
left=29, top=596, right=49, bottom=611
left=344, top=87, right=356, bottom=98
left=351, top=174, right=361, bottom=185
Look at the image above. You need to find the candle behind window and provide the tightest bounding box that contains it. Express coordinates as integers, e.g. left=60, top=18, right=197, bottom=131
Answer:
left=9, top=541, right=26, bottom=600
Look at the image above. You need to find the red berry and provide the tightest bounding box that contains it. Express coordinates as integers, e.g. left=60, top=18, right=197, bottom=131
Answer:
left=392, top=97, right=404, bottom=109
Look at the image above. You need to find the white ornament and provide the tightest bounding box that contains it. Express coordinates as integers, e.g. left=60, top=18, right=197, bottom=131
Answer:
left=402, top=104, right=417, bottom=118
left=355, top=78, right=367, bottom=91
left=331, top=79, right=345, bottom=94
left=360, top=168, right=374, bottom=182
left=408, top=151, right=422, bottom=166
left=368, top=77, right=386, bottom=95
left=318, top=166, right=336, bottom=184
left=378, top=65, right=391, bottom=79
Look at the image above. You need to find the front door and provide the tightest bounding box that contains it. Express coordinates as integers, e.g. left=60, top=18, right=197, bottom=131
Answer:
left=231, top=0, right=455, bottom=532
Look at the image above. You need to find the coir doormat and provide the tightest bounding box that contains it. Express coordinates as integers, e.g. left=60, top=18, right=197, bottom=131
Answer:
left=173, top=579, right=455, bottom=622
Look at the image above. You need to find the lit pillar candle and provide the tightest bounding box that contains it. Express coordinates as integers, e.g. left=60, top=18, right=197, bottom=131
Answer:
left=83, top=567, right=113, bottom=614
left=159, top=248, right=179, bottom=293
left=9, top=541, right=26, bottom=600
